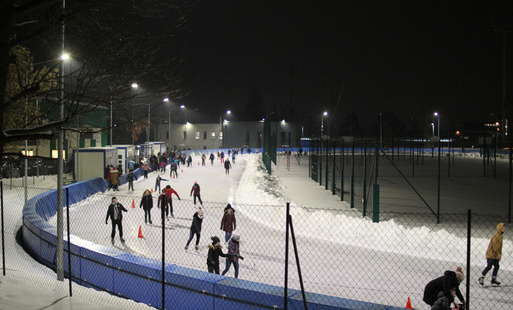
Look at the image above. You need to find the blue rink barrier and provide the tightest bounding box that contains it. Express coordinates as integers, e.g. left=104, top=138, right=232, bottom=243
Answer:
left=22, top=171, right=403, bottom=310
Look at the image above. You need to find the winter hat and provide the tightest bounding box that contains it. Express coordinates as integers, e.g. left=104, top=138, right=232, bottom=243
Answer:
left=112, top=197, right=116, bottom=201
left=455, top=267, right=465, bottom=283
left=232, top=234, right=240, bottom=242
left=211, top=236, right=220, bottom=244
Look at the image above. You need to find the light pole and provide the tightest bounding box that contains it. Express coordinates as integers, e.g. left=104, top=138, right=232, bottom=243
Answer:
left=163, top=98, right=170, bottom=147
left=147, top=102, right=150, bottom=143
left=220, top=110, right=231, bottom=148
left=321, top=111, right=328, bottom=137
left=131, top=83, right=138, bottom=145
left=434, top=112, right=440, bottom=137
left=56, top=0, right=69, bottom=280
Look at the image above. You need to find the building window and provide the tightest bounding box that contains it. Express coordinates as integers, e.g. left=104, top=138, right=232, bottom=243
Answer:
left=195, top=131, right=200, bottom=140
left=211, top=131, right=216, bottom=139
left=183, top=131, right=187, bottom=140
left=166, top=131, right=169, bottom=139
left=203, top=131, right=207, bottom=140
left=219, top=131, right=223, bottom=140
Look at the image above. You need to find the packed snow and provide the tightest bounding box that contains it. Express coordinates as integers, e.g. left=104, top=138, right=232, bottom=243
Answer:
left=1, top=151, right=512, bottom=309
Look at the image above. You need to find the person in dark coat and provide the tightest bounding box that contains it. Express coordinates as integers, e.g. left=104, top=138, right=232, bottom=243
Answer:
left=185, top=208, right=204, bottom=250
left=105, top=197, right=128, bottom=244
left=190, top=181, right=203, bottom=205
left=187, top=155, right=193, bottom=167
left=207, top=236, right=228, bottom=274
left=221, top=234, right=244, bottom=278
left=154, top=175, right=168, bottom=193
left=423, top=267, right=466, bottom=310
left=170, top=161, right=178, bottom=178
left=220, top=204, right=236, bottom=242
left=209, top=153, right=215, bottom=165
left=224, top=159, right=231, bottom=175
left=139, top=189, right=153, bottom=224
left=127, top=171, right=136, bottom=191
left=157, top=189, right=170, bottom=220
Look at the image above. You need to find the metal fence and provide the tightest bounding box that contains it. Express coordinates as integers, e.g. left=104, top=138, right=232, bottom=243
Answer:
left=2, top=183, right=513, bottom=309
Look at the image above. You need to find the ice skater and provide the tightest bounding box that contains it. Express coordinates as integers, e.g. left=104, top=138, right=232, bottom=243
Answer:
left=185, top=207, right=204, bottom=250
left=220, top=204, right=236, bottom=243
left=127, top=171, right=136, bottom=191
left=139, top=189, right=153, bottom=224
left=221, top=234, right=244, bottom=278
left=209, top=153, right=215, bottom=165
left=224, top=159, right=231, bottom=175
left=155, top=175, right=168, bottom=193
left=170, top=160, right=178, bottom=178
left=164, top=185, right=181, bottom=218
left=207, top=236, right=228, bottom=274
left=423, top=267, right=466, bottom=310
left=479, top=223, right=506, bottom=286
left=157, top=189, right=170, bottom=220
left=105, top=197, right=127, bottom=244
left=190, top=181, right=203, bottom=205
left=143, top=162, right=151, bottom=179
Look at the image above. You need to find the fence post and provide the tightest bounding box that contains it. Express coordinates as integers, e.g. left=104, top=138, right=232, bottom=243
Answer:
left=332, top=140, right=336, bottom=195
left=65, top=187, right=72, bottom=296
left=363, top=140, right=367, bottom=217
left=288, top=209, right=308, bottom=310
left=162, top=206, right=166, bottom=310
left=284, top=202, right=290, bottom=310
left=1, top=181, right=5, bottom=276
left=325, top=139, right=328, bottom=190
left=351, top=140, right=355, bottom=208
left=466, top=209, right=471, bottom=310
left=373, top=183, right=380, bottom=223
left=341, top=140, right=345, bottom=201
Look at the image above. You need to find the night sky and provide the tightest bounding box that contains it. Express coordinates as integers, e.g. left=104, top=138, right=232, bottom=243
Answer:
left=177, top=1, right=512, bottom=136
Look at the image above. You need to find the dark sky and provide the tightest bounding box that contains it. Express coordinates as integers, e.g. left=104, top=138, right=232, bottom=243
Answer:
left=178, top=1, right=512, bottom=135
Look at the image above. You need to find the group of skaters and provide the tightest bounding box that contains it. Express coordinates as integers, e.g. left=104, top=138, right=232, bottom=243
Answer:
left=105, top=183, right=244, bottom=278
left=422, top=223, right=506, bottom=310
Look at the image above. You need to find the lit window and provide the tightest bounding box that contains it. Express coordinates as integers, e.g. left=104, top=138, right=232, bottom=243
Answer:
left=211, top=131, right=216, bottom=139
left=195, top=131, right=200, bottom=140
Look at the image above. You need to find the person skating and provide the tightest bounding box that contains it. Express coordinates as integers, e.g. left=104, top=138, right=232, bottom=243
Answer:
left=221, top=234, right=244, bottom=278
left=207, top=236, right=228, bottom=274
left=110, top=167, right=119, bottom=191
left=220, top=151, right=225, bottom=163
left=105, top=197, right=128, bottom=244
left=143, top=162, right=151, bottom=179
left=479, top=223, right=506, bottom=286
left=224, top=159, right=231, bottom=175
left=209, top=153, right=215, bottom=165
left=127, top=171, right=136, bottom=191
left=231, top=152, right=235, bottom=163
left=187, top=155, right=193, bottom=167
left=154, top=175, right=168, bottom=193
left=157, top=189, right=170, bottom=219
left=201, top=153, right=206, bottom=166
left=170, top=161, right=178, bottom=178
left=139, top=189, right=153, bottom=224
left=185, top=207, right=204, bottom=250
left=190, top=181, right=203, bottom=205
left=220, top=204, right=236, bottom=243
left=423, top=267, right=466, bottom=310
left=164, top=185, right=181, bottom=218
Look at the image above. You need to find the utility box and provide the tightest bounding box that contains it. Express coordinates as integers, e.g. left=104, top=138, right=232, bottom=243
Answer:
left=73, top=147, right=118, bottom=181
left=113, top=145, right=136, bottom=173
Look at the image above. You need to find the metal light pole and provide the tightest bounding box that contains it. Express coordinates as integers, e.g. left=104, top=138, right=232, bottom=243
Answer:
left=147, top=103, right=150, bottom=143
left=56, top=0, right=67, bottom=281
left=321, top=111, right=328, bottom=137
left=220, top=110, right=231, bottom=149
left=131, top=83, right=138, bottom=145
left=181, top=105, right=186, bottom=149
left=163, top=98, right=170, bottom=148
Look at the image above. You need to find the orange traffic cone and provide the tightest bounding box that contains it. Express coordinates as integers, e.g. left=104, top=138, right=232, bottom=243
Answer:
left=405, top=297, right=414, bottom=309
left=151, top=188, right=153, bottom=193
left=131, top=199, right=135, bottom=208
left=172, top=174, right=175, bottom=179
left=181, top=169, right=183, bottom=173
left=138, top=225, right=144, bottom=239
left=198, top=162, right=200, bottom=166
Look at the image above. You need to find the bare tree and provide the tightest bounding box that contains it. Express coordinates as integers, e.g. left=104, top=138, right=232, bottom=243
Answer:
left=1, top=0, right=195, bottom=160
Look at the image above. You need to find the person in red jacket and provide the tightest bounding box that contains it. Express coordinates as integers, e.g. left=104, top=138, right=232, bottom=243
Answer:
left=220, top=204, right=236, bottom=243
left=164, top=185, right=180, bottom=218
left=190, top=181, right=203, bottom=205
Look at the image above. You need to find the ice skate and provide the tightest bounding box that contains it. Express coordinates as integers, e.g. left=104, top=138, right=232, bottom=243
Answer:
left=491, top=277, right=501, bottom=285
left=478, top=276, right=484, bottom=286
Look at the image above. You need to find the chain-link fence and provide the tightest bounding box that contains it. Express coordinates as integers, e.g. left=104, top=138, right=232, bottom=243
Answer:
left=2, top=182, right=513, bottom=309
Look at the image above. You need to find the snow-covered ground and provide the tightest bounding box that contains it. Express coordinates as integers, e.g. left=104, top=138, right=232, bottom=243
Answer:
left=1, top=152, right=513, bottom=309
